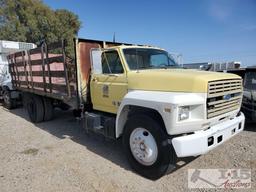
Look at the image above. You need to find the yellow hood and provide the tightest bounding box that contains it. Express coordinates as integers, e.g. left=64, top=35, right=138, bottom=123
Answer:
left=127, top=69, right=241, bottom=93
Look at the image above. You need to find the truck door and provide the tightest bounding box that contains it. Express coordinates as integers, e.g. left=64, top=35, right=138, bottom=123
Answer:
left=90, top=48, right=127, bottom=114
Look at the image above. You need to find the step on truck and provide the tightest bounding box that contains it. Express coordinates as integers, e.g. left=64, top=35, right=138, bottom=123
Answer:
left=6, top=38, right=245, bottom=179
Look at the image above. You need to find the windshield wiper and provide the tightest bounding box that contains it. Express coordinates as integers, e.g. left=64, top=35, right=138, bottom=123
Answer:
left=136, top=65, right=154, bottom=70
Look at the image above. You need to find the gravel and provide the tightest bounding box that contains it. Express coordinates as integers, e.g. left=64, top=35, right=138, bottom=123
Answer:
left=0, top=105, right=255, bottom=192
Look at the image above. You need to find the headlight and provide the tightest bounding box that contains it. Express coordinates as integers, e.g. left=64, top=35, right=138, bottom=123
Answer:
left=178, top=106, right=190, bottom=121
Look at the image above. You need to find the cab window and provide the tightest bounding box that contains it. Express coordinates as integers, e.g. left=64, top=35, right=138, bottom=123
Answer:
left=150, top=54, right=169, bottom=67
left=102, top=51, right=124, bottom=74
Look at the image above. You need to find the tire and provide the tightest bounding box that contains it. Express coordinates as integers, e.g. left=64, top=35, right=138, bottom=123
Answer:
left=123, top=114, right=176, bottom=180
left=3, top=90, right=16, bottom=109
left=42, top=97, right=54, bottom=121
left=26, top=95, right=44, bottom=123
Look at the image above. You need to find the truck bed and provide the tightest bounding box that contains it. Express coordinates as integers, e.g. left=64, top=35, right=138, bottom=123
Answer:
left=7, top=41, right=77, bottom=107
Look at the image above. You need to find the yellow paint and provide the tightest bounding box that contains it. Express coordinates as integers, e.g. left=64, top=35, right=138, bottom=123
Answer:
left=127, top=69, right=241, bottom=93
left=90, top=73, right=128, bottom=114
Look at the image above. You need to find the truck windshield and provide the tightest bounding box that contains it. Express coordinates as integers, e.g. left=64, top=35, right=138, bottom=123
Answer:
left=123, top=48, right=180, bottom=70
left=244, top=71, right=256, bottom=90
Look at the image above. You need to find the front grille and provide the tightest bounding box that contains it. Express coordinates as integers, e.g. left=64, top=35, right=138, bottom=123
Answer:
left=207, top=79, right=242, bottom=118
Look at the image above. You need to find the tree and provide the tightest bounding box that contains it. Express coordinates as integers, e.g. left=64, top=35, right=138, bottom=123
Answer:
left=0, top=0, right=81, bottom=57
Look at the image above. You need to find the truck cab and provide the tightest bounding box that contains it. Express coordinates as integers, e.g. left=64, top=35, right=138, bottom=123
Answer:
left=75, top=40, right=245, bottom=179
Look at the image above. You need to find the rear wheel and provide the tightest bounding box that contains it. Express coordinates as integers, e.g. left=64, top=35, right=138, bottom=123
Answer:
left=42, top=97, right=54, bottom=121
left=123, top=114, right=176, bottom=180
left=3, top=90, right=16, bottom=109
left=26, top=95, right=44, bottom=123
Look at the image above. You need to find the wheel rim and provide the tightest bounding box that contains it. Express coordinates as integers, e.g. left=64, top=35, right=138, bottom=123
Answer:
left=129, top=127, right=158, bottom=166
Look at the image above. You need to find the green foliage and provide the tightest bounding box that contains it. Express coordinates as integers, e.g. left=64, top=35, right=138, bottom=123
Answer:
left=0, top=0, right=81, bottom=57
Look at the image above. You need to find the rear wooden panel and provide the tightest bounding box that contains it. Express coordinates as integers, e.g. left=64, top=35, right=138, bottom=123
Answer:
left=7, top=41, right=77, bottom=103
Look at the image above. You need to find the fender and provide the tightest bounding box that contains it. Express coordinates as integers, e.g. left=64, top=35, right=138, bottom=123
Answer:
left=115, top=90, right=206, bottom=138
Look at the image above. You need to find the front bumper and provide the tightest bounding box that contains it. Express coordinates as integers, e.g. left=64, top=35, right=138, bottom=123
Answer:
left=172, top=112, right=245, bottom=157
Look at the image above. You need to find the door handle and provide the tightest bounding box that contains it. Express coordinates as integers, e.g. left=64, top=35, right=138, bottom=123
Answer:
left=108, top=74, right=118, bottom=77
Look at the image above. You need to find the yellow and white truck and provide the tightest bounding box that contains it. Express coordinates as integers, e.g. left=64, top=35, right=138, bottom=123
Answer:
left=7, top=38, right=245, bottom=179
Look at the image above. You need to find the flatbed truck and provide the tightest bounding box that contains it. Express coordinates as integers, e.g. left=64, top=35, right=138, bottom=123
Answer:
left=6, top=38, right=245, bottom=179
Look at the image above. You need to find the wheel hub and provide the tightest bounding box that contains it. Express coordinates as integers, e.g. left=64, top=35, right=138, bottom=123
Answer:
left=129, top=127, right=158, bottom=166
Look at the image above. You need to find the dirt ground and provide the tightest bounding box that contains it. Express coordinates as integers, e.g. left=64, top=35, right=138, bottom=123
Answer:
left=0, top=105, right=255, bottom=192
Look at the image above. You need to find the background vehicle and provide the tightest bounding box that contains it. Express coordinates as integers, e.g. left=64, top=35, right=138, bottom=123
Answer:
left=0, top=40, right=36, bottom=108
left=241, top=67, right=256, bottom=122
left=6, top=38, right=245, bottom=179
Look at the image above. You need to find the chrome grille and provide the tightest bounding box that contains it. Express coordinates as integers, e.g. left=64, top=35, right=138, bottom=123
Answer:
left=207, top=79, right=242, bottom=118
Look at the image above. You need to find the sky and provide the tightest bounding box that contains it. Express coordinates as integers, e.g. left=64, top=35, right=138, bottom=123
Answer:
left=43, top=0, right=256, bottom=66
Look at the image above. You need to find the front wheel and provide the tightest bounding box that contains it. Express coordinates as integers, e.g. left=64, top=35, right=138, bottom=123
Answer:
left=123, top=114, right=176, bottom=180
